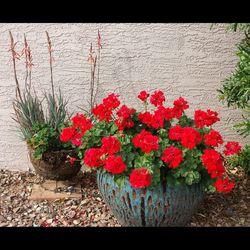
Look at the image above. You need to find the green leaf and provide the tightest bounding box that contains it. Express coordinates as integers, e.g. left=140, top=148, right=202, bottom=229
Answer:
left=114, top=175, right=126, bottom=188
left=207, top=185, right=216, bottom=193
left=110, top=123, right=118, bottom=134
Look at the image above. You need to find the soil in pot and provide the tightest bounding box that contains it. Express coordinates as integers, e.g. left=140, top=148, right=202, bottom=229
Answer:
left=29, top=149, right=81, bottom=181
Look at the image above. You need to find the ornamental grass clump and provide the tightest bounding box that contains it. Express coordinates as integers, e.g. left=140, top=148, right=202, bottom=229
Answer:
left=60, top=89, right=241, bottom=193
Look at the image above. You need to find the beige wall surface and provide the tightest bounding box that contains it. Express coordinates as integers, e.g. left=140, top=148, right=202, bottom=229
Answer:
left=0, top=23, right=247, bottom=171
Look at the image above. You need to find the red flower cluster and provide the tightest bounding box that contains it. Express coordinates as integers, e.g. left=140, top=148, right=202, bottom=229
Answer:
left=83, top=148, right=103, bottom=168
left=168, top=125, right=183, bottom=141
left=101, top=136, right=121, bottom=155
left=138, top=111, right=153, bottom=127
left=172, top=97, right=189, bottom=119
left=214, top=178, right=235, bottom=193
left=103, top=155, right=126, bottom=174
left=117, top=105, right=136, bottom=119
left=201, top=149, right=225, bottom=178
left=204, top=130, right=223, bottom=147
left=129, top=168, right=152, bottom=188
left=84, top=135, right=125, bottom=173
left=139, top=106, right=174, bottom=129
left=180, top=127, right=202, bottom=149
left=223, top=141, right=242, bottom=156
left=60, top=113, right=93, bottom=146
left=60, top=90, right=238, bottom=192
left=103, top=93, right=120, bottom=109
left=138, top=96, right=189, bottom=129
left=138, top=110, right=162, bottom=129
left=71, top=113, right=93, bottom=133
left=164, top=107, right=176, bottom=121
left=150, top=90, right=165, bottom=107
left=161, top=146, right=184, bottom=168
left=173, top=97, right=189, bottom=111
left=115, top=119, right=134, bottom=131
left=115, top=105, right=135, bottom=131
left=92, top=94, right=120, bottom=122
left=138, top=90, right=149, bottom=102
left=194, top=109, right=220, bottom=128
left=132, top=130, right=159, bottom=153
left=60, top=127, right=75, bottom=142
left=92, top=104, right=113, bottom=122
left=151, top=106, right=168, bottom=129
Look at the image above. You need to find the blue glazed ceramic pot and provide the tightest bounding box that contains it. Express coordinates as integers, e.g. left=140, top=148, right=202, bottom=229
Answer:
left=97, top=170, right=204, bottom=226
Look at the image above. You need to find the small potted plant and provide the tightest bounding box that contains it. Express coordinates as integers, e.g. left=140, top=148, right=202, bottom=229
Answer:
left=60, top=89, right=241, bottom=226
left=10, top=31, right=81, bottom=180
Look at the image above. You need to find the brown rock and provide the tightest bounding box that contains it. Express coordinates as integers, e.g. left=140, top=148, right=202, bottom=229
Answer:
left=28, top=181, right=81, bottom=201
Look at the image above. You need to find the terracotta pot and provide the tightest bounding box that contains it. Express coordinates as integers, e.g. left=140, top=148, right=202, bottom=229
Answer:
left=97, top=170, right=205, bottom=226
left=29, top=148, right=81, bottom=180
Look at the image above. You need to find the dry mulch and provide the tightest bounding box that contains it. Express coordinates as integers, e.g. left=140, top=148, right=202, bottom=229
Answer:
left=0, top=168, right=249, bottom=227
left=188, top=168, right=250, bottom=227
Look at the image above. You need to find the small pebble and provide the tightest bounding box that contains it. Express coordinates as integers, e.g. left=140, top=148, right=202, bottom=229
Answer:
left=73, top=220, right=80, bottom=225
left=46, top=219, right=53, bottom=224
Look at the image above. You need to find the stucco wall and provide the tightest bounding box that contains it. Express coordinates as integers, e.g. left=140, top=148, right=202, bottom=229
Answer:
left=0, top=23, right=247, bottom=171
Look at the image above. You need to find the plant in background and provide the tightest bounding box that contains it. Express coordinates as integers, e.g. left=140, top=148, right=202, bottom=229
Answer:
left=60, top=90, right=240, bottom=193
left=226, top=144, right=250, bottom=174
left=10, top=31, right=71, bottom=160
left=227, top=23, right=250, bottom=32
left=10, top=31, right=45, bottom=141
left=80, top=30, right=102, bottom=115
left=216, top=23, right=250, bottom=174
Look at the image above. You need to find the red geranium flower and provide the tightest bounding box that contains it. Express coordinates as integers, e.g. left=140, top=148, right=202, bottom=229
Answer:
left=71, top=113, right=93, bottom=134
left=92, top=103, right=113, bottom=122
left=172, top=97, right=189, bottom=118
left=173, top=97, right=189, bottom=111
left=101, top=136, right=121, bottom=155
left=132, top=130, right=159, bottom=153
left=180, top=127, right=202, bottom=149
left=164, top=107, right=175, bottom=121
left=103, top=93, right=120, bottom=109
left=223, top=141, right=242, bottom=156
left=138, top=90, right=149, bottom=102
left=169, top=125, right=183, bottom=141
left=161, top=146, right=184, bottom=168
left=117, top=105, right=136, bottom=119
left=83, top=148, right=103, bottom=168
left=60, top=127, right=75, bottom=142
left=115, top=118, right=134, bottom=131
left=138, top=112, right=153, bottom=127
left=194, top=109, right=220, bottom=128
left=172, top=106, right=183, bottom=119
left=204, top=130, right=223, bottom=147
left=214, top=178, right=235, bottom=193
left=201, top=149, right=225, bottom=178
left=151, top=106, right=167, bottom=129
left=103, top=155, right=126, bottom=174
left=130, top=168, right=152, bottom=188
left=71, top=138, right=83, bottom=146
left=138, top=106, right=169, bottom=129
left=150, top=90, right=165, bottom=107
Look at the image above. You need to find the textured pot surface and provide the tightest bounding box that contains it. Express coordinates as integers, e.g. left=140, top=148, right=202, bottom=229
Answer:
left=97, top=170, right=204, bottom=226
left=29, top=149, right=81, bottom=180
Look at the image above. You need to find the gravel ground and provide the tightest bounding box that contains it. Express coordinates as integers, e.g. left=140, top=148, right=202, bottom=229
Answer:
left=0, top=168, right=249, bottom=227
